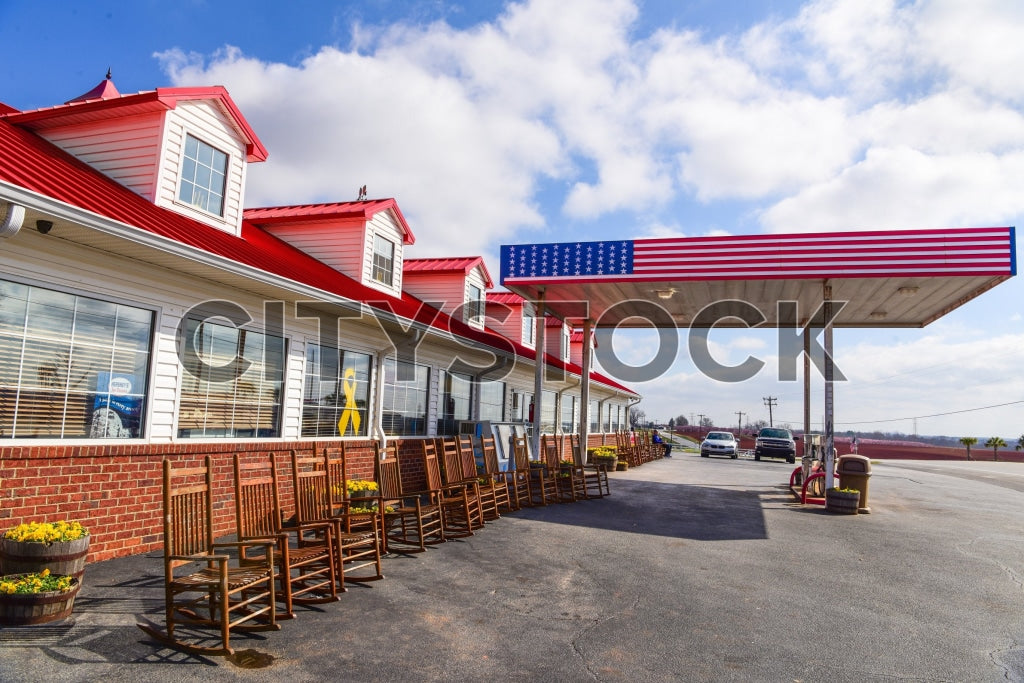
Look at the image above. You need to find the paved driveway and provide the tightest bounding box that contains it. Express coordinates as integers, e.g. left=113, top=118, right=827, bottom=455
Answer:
left=3, top=456, right=1023, bottom=682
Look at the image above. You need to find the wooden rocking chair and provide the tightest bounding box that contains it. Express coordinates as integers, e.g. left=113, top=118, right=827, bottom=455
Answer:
left=501, top=434, right=535, bottom=508
left=421, top=439, right=475, bottom=538
left=328, top=444, right=385, bottom=548
left=138, top=456, right=279, bottom=656
left=291, top=450, right=384, bottom=590
left=479, top=434, right=516, bottom=513
left=541, top=434, right=581, bottom=503
left=518, top=435, right=557, bottom=505
left=375, top=441, right=445, bottom=552
left=459, top=434, right=500, bottom=521
left=572, top=433, right=610, bottom=498
left=232, top=453, right=338, bottom=619
left=438, top=437, right=485, bottom=530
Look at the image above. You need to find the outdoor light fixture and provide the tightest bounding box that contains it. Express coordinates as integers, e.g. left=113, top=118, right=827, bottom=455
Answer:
left=36, top=220, right=53, bottom=234
left=655, top=288, right=676, bottom=300
left=898, top=286, right=919, bottom=296
left=869, top=311, right=888, bottom=320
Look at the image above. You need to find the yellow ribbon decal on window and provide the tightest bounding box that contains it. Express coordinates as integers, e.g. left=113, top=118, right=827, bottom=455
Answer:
left=337, top=367, right=361, bottom=436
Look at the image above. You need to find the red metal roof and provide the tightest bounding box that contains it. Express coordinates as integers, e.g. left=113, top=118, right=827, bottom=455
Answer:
left=403, top=256, right=493, bottom=288
left=67, top=76, right=120, bottom=103
left=1, top=84, right=268, bottom=162
left=486, top=291, right=524, bottom=305
left=244, top=201, right=415, bottom=245
left=0, top=118, right=635, bottom=396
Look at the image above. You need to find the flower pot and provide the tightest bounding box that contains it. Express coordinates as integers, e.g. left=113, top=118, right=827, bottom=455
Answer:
left=0, top=536, right=90, bottom=581
left=825, top=489, right=859, bottom=515
left=0, top=576, right=80, bottom=625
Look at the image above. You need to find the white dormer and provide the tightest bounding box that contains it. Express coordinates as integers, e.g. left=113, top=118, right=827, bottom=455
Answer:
left=1, top=76, right=267, bottom=236
left=569, top=328, right=594, bottom=367
left=244, top=199, right=415, bottom=296
left=485, top=291, right=537, bottom=348
left=402, top=257, right=494, bottom=329
left=544, top=317, right=571, bottom=361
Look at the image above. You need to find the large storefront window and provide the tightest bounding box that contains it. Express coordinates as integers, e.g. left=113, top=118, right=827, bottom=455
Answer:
left=437, top=370, right=472, bottom=435
left=511, top=389, right=533, bottom=423
left=478, top=380, right=504, bottom=422
left=589, top=399, right=599, bottom=432
left=302, top=345, right=371, bottom=437
left=0, top=280, right=153, bottom=439
left=381, top=358, right=428, bottom=436
left=540, top=389, right=557, bottom=434
left=560, top=394, right=576, bottom=433
left=178, top=319, right=283, bottom=437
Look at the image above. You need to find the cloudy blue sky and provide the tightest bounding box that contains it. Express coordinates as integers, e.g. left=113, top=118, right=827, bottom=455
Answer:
left=2, top=0, right=1022, bottom=439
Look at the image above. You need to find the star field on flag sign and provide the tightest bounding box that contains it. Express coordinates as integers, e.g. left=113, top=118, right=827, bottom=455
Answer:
left=501, top=241, right=635, bottom=280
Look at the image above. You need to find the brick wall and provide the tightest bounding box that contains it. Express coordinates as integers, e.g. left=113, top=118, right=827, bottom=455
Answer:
left=0, top=433, right=613, bottom=565
left=0, top=439, right=430, bottom=563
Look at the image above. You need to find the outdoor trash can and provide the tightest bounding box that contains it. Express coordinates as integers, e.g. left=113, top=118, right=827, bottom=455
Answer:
left=836, top=454, right=871, bottom=513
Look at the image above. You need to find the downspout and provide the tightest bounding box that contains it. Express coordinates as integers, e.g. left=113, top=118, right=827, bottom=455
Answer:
left=372, top=328, right=423, bottom=449
left=555, top=375, right=581, bottom=436
left=0, top=202, right=26, bottom=238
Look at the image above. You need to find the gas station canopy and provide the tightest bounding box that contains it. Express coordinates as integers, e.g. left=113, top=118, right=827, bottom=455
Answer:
left=500, top=227, right=1016, bottom=328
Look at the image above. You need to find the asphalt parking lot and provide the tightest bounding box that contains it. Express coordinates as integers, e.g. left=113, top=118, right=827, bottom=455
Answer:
left=3, top=453, right=1023, bottom=682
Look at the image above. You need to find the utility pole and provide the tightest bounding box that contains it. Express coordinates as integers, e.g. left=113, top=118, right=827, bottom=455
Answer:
left=736, top=411, right=745, bottom=434
left=697, top=413, right=706, bottom=439
left=763, top=397, right=777, bottom=427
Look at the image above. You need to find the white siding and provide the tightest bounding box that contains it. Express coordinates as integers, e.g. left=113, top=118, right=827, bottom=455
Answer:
left=484, top=301, right=523, bottom=342
left=36, top=112, right=165, bottom=199
left=259, top=219, right=366, bottom=280
left=402, top=274, right=465, bottom=320
left=156, top=101, right=247, bottom=235
left=362, top=211, right=405, bottom=296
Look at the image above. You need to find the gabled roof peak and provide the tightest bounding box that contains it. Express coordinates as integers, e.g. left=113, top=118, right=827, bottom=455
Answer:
left=66, top=72, right=120, bottom=104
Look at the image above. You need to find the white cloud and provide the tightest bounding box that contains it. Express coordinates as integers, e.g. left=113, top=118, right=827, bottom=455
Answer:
left=152, top=0, right=1024, bottom=437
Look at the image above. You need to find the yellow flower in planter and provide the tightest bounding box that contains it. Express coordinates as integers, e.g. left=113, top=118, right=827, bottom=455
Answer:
left=0, top=569, right=74, bottom=594
left=346, top=479, right=379, bottom=494
left=3, top=521, right=89, bottom=544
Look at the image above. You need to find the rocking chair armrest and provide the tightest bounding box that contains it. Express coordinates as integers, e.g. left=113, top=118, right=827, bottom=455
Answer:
left=289, top=519, right=334, bottom=534
left=212, top=539, right=278, bottom=555
left=168, top=552, right=229, bottom=564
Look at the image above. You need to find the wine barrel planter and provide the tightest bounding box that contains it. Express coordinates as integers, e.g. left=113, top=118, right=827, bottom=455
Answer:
left=825, top=488, right=860, bottom=515
left=0, top=576, right=81, bottom=625
left=0, top=536, right=90, bottom=580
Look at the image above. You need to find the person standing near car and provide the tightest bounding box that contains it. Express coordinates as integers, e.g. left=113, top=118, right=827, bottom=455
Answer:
left=652, top=429, right=672, bottom=458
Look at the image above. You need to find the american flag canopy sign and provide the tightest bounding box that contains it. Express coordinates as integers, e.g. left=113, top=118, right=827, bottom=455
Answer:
left=501, top=228, right=1016, bottom=285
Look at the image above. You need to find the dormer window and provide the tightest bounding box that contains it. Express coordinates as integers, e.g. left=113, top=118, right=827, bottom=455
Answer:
left=523, top=306, right=536, bottom=346
left=467, top=284, right=483, bottom=324
left=178, top=134, right=228, bottom=216
left=372, top=235, right=395, bottom=286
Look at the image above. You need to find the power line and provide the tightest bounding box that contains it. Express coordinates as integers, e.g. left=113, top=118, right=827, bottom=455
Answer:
left=778, top=399, right=1024, bottom=427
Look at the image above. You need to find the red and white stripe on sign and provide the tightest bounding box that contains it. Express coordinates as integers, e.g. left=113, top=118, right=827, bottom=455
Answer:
left=628, top=227, right=1015, bottom=281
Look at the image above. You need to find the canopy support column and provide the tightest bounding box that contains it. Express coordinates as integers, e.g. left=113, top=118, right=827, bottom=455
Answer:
left=823, top=281, right=836, bottom=486
left=803, top=321, right=811, bottom=456
left=579, top=318, right=592, bottom=459
left=531, top=290, right=545, bottom=458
